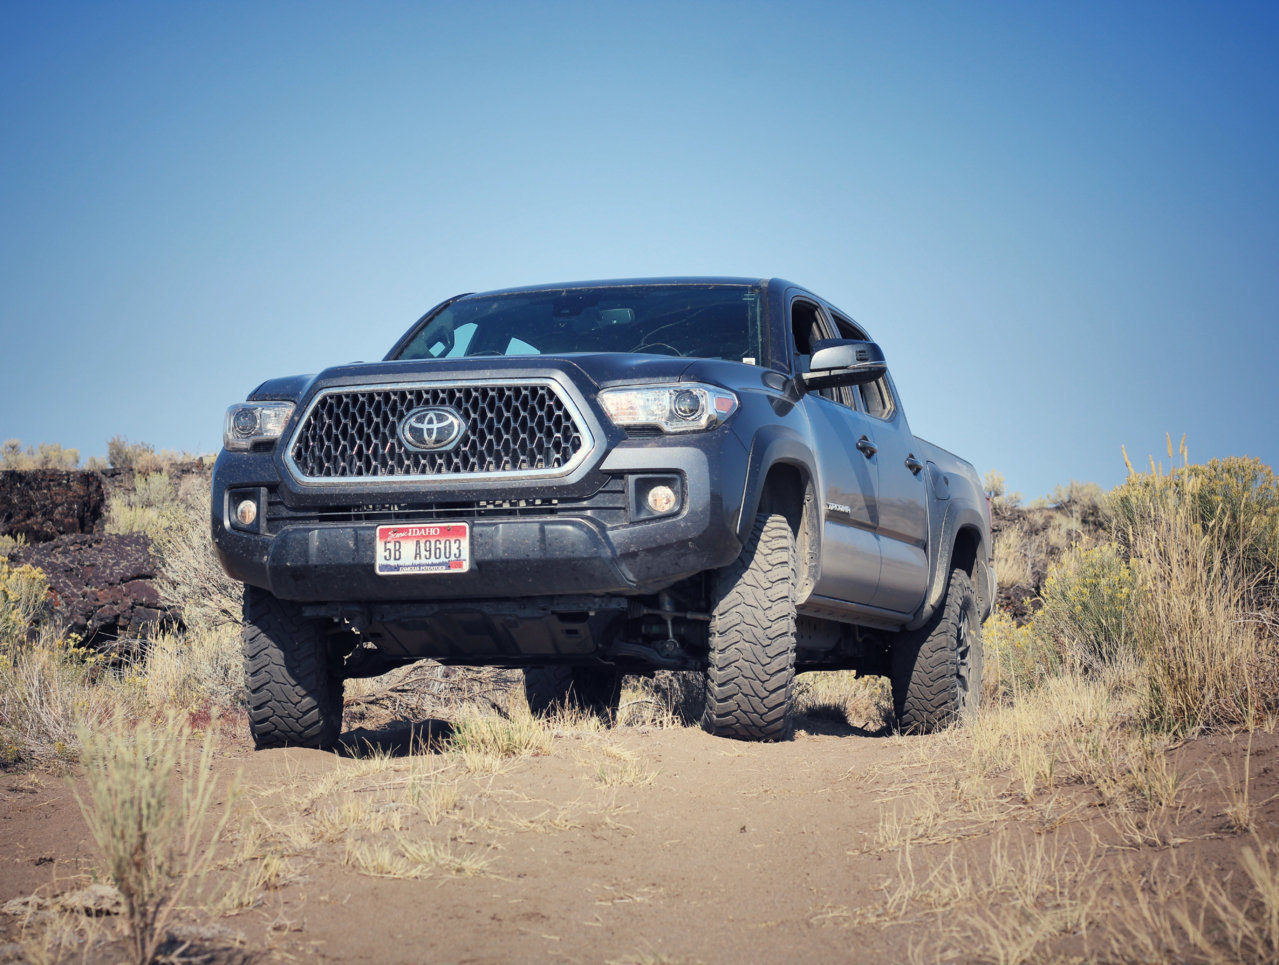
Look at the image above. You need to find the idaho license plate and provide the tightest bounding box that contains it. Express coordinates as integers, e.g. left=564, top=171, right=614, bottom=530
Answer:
left=375, top=523, right=470, bottom=575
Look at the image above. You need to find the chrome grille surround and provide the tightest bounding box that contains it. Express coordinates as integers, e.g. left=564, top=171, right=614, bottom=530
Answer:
left=284, top=378, right=595, bottom=484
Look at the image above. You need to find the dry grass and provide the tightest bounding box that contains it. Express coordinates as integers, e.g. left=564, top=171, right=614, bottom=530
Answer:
left=617, top=672, right=703, bottom=728
left=343, top=835, right=492, bottom=879
left=591, top=745, right=659, bottom=787
left=0, top=635, right=144, bottom=765
left=442, top=705, right=555, bottom=772
left=794, top=670, right=891, bottom=730
left=150, top=474, right=243, bottom=633
left=1127, top=498, right=1271, bottom=733
left=143, top=624, right=243, bottom=711
left=993, top=521, right=1034, bottom=588
left=1107, top=842, right=1279, bottom=964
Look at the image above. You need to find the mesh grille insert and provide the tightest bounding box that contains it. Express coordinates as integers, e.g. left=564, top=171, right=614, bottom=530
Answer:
left=289, top=382, right=587, bottom=479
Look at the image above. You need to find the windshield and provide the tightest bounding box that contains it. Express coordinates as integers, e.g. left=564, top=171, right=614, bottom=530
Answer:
left=393, top=284, right=763, bottom=364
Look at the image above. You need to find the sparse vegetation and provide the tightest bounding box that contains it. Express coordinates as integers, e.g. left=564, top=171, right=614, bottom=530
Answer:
left=150, top=474, right=243, bottom=632
left=4, top=438, right=1279, bottom=963
left=106, top=436, right=207, bottom=475
left=1, top=439, right=81, bottom=471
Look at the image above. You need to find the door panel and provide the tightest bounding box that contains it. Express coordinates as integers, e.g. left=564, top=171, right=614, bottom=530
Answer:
left=808, top=397, right=882, bottom=607
left=866, top=409, right=929, bottom=613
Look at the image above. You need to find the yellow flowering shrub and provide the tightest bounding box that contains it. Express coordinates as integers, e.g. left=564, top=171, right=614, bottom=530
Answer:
left=1035, top=541, right=1138, bottom=673
left=0, top=561, right=50, bottom=641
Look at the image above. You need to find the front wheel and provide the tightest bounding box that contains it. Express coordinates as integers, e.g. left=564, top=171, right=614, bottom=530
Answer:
left=890, top=568, right=983, bottom=734
left=702, top=512, right=798, bottom=741
left=243, top=586, right=344, bottom=750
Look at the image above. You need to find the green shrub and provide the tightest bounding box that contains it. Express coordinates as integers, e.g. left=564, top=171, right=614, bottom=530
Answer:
left=1035, top=542, right=1138, bottom=674
left=984, top=468, right=1022, bottom=513
left=107, top=435, right=162, bottom=473
left=1111, top=447, right=1279, bottom=603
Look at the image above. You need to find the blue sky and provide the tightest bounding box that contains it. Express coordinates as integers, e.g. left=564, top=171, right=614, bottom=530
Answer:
left=2, top=1, right=1276, bottom=499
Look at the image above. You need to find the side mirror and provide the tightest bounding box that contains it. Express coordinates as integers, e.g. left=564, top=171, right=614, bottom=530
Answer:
left=801, top=340, right=888, bottom=389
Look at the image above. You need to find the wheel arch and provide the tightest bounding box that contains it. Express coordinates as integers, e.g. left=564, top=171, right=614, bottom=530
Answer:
left=736, top=427, right=820, bottom=604
left=905, top=504, right=992, bottom=630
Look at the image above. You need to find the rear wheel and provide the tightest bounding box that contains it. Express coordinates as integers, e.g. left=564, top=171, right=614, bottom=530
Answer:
left=243, top=586, right=344, bottom=750
left=523, top=665, right=622, bottom=723
left=891, top=568, right=982, bottom=734
left=702, top=512, right=798, bottom=741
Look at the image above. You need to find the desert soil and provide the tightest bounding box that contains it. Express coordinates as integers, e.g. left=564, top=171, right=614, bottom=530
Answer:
left=2, top=711, right=1278, bottom=964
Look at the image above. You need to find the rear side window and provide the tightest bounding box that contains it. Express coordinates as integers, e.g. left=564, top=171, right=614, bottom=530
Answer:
left=858, top=378, right=895, bottom=419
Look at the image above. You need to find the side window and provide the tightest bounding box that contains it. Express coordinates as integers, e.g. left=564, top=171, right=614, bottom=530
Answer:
left=859, top=378, right=896, bottom=419
left=791, top=300, right=851, bottom=405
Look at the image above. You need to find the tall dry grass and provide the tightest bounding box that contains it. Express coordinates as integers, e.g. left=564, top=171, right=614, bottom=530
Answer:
left=1112, top=442, right=1279, bottom=733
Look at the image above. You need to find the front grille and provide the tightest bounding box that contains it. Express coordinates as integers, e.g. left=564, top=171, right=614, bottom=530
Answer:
left=287, top=380, right=591, bottom=481
left=265, top=476, right=628, bottom=529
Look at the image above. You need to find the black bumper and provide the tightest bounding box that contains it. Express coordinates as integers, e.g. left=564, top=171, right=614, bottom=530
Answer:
left=212, top=437, right=749, bottom=603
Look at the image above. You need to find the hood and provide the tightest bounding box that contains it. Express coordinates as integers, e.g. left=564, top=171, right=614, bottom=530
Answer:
left=253, top=353, right=767, bottom=405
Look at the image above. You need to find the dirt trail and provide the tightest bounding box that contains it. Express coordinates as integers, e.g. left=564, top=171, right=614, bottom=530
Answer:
left=3, top=719, right=1278, bottom=964
left=226, top=724, right=920, bottom=964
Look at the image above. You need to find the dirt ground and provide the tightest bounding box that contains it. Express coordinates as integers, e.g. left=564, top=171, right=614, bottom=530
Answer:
left=3, top=707, right=1278, bottom=964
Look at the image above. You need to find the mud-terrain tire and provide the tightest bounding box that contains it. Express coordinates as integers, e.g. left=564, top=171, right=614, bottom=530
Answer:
left=523, top=666, right=622, bottom=723
left=891, top=568, right=983, bottom=734
left=243, top=586, right=344, bottom=750
left=702, top=512, right=797, bottom=741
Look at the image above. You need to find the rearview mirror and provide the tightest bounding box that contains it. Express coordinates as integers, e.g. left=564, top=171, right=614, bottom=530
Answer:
left=801, top=340, right=888, bottom=389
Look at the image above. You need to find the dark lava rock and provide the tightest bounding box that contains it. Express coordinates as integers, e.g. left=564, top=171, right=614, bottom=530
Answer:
left=0, top=471, right=106, bottom=543
left=997, top=582, right=1041, bottom=626
left=15, top=533, right=179, bottom=651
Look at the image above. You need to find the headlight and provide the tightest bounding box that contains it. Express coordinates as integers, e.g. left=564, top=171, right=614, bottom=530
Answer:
left=224, top=402, right=295, bottom=451
left=598, top=383, right=738, bottom=433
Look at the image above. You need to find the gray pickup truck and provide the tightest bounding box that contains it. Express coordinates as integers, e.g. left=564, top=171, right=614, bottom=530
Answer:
left=212, top=277, right=994, bottom=747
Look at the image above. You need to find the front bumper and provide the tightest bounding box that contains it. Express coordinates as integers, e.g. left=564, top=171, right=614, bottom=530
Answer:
left=212, top=437, right=749, bottom=603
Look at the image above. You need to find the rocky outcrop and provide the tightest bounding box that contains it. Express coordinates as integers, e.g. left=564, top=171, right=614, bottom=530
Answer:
left=15, top=533, right=179, bottom=650
left=0, top=471, right=106, bottom=543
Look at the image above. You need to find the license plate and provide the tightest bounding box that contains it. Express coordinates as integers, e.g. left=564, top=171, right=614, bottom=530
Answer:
left=375, top=523, right=470, bottom=575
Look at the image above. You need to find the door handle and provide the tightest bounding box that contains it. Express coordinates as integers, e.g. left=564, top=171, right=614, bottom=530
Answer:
left=905, top=454, right=924, bottom=475
left=856, top=436, right=877, bottom=458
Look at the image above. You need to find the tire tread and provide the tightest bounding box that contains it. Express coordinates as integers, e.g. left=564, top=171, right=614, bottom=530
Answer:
left=702, top=513, right=797, bottom=741
left=243, top=586, right=343, bottom=750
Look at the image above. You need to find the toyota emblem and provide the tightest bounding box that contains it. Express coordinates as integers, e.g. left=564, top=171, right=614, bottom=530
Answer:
left=399, top=406, right=466, bottom=452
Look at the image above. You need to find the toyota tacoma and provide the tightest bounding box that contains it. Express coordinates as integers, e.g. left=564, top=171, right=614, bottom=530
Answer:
left=212, top=277, right=994, bottom=747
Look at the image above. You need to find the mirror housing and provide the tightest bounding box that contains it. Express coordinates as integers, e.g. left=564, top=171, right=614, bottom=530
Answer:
left=801, top=340, right=888, bottom=389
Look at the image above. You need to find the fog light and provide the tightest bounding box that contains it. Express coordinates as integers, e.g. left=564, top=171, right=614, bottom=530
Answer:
left=235, top=498, right=258, bottom=527
left=645, top=484, right=677, bottom=515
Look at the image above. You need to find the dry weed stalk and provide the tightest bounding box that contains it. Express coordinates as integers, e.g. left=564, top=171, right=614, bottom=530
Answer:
left=1111, top=840, right=1279, bottom=963
left=73, top=718, right=240, bottom=965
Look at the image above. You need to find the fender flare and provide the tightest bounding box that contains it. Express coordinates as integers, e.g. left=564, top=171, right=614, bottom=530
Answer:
left=735, top=424, right=818, bottom=542
left=905, top=501, right=990, bottom=631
